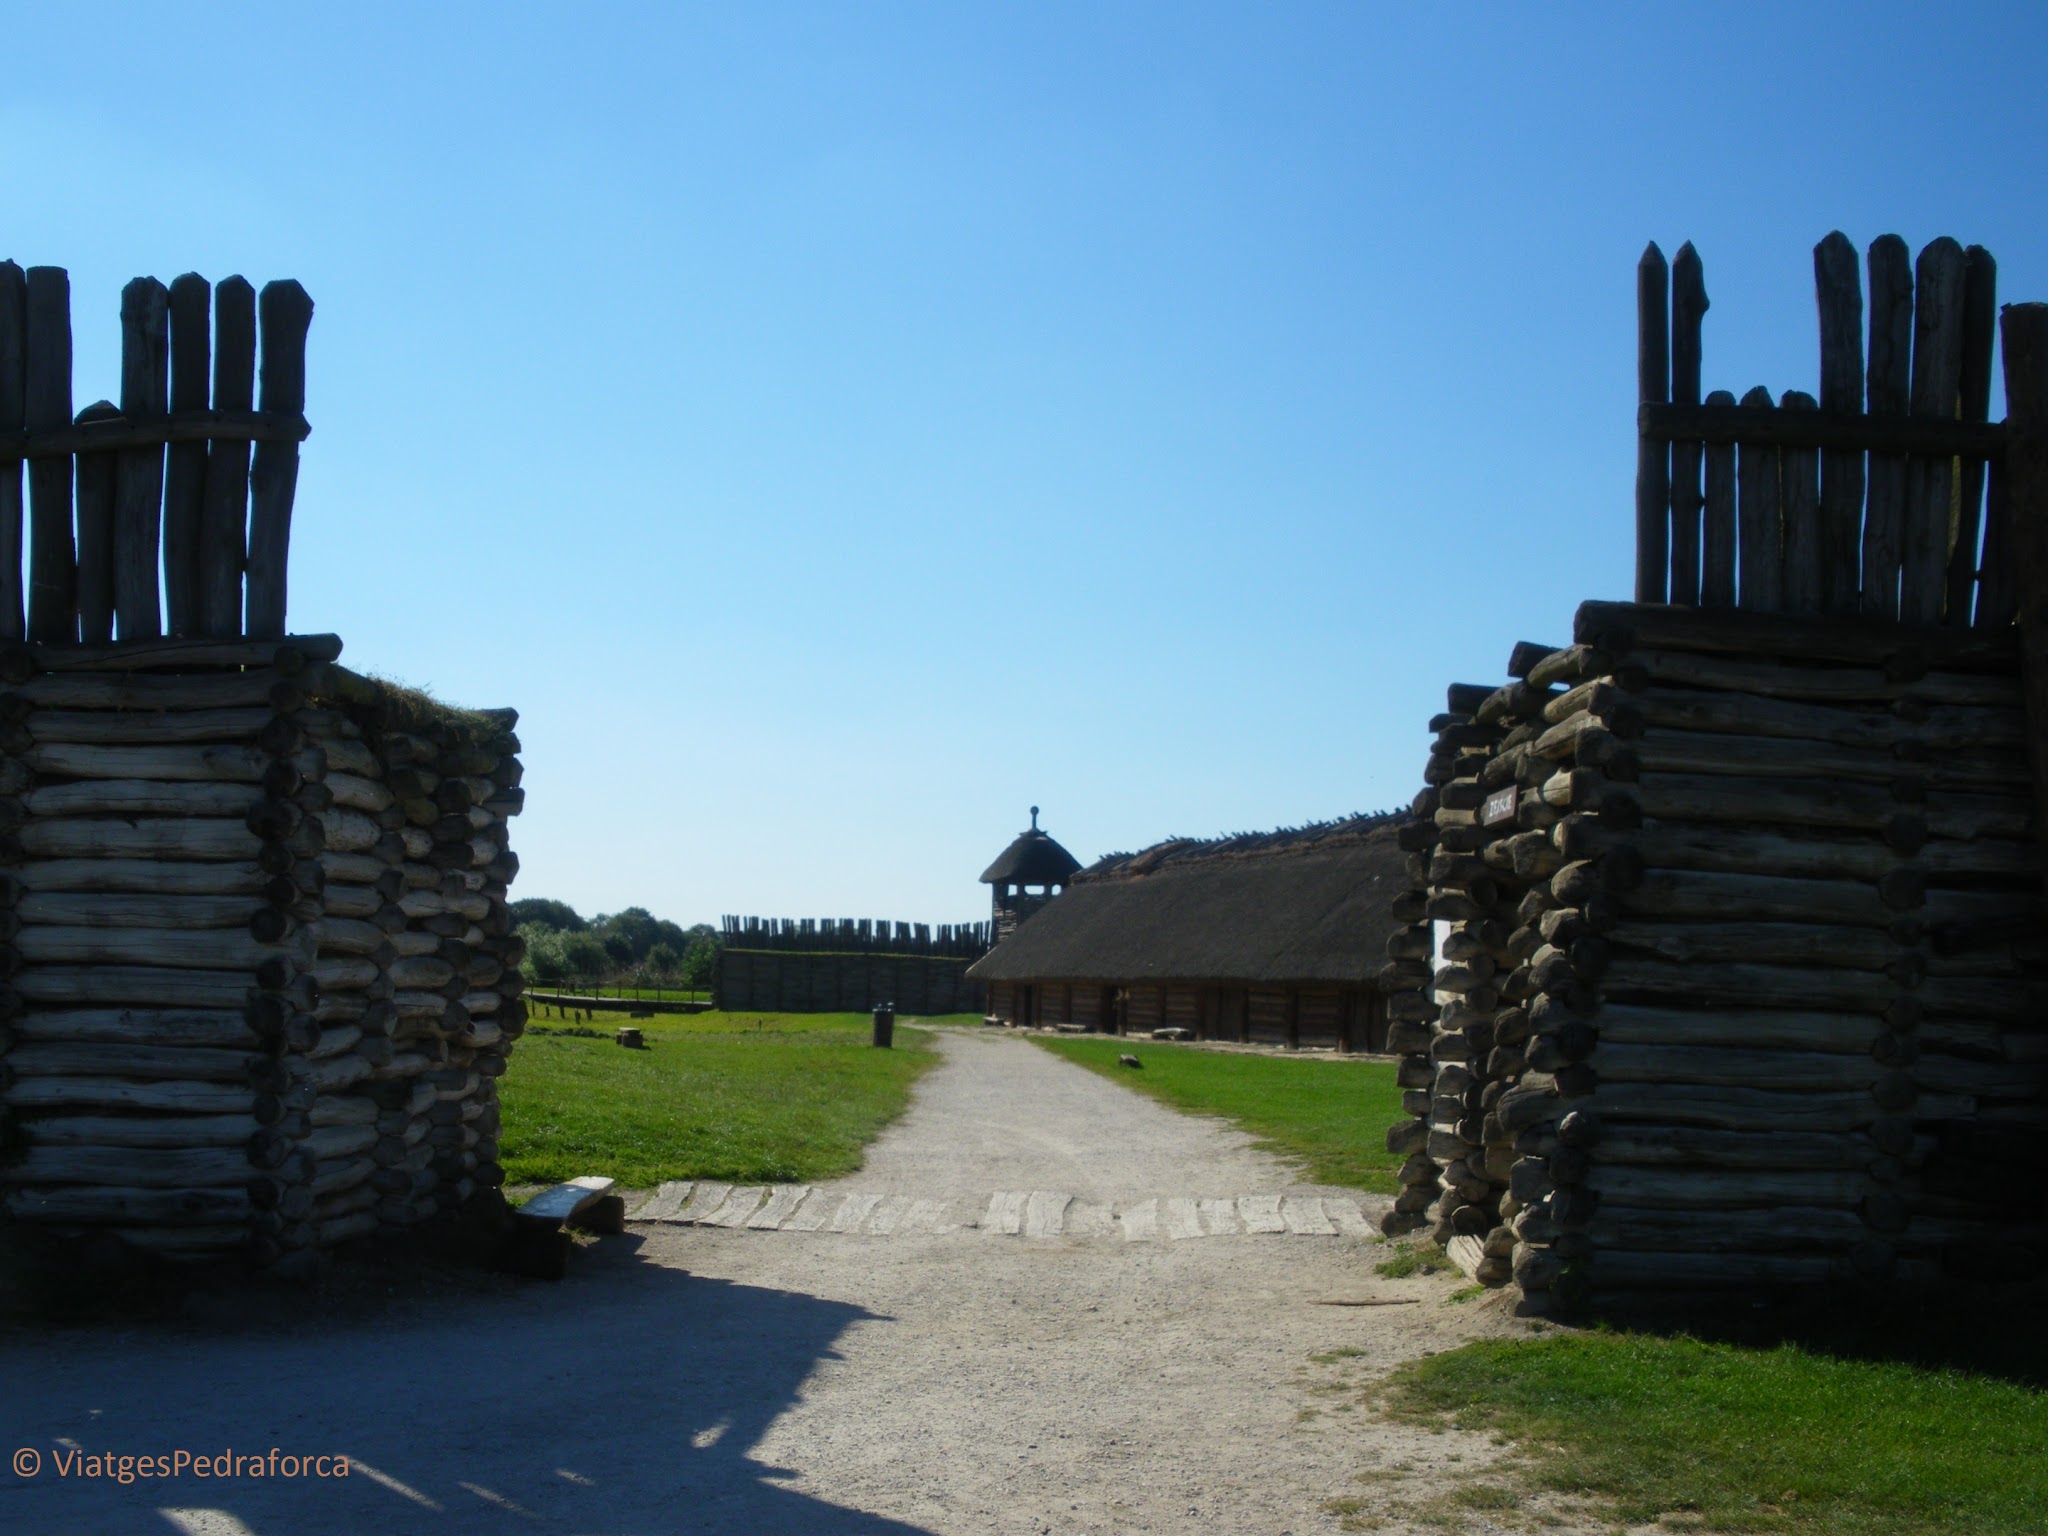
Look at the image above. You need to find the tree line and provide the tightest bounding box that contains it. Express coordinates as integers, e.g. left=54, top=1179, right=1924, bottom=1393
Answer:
left=511, top=899, right=719, bottom=988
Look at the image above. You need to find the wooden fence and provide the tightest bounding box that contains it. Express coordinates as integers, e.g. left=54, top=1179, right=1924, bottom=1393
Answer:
left=1379, top=231, right=2048, bottom=1308
left=0, top=265, right=313, bottom=644
left=719, top=914, right=990, bottom=958
left=1636, top=234, right=2007, bottom=626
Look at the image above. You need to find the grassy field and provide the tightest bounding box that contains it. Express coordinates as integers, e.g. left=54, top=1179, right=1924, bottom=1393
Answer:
left=498, top=1010, right=967, bottom=1187
left=1380, top=1329, right=2048, bottom=1535
left=1029, top=1036, right=1406, bottom=1192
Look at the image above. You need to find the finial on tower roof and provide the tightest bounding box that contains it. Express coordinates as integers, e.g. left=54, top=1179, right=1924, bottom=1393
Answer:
left=1030, top=806, right=1040, bottom=830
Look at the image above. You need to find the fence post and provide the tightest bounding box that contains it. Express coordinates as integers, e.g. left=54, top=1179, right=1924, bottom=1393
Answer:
left=1635, top=242, right=1670, bottom=603
left=1999, top=302, right=2048, bottom=851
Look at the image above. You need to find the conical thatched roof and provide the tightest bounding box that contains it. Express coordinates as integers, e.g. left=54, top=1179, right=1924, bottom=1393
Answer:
left=980, top=828, right=1082, bottom=886
left=967, top=812, right=1408, bottom=985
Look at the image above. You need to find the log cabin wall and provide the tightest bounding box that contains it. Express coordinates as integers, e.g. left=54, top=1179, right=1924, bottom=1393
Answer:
left=0, top=647, right=525, bottom=1267
left=1383, top=233, right=2048, bottom=1310
left=980, top=975, right=1384, bottom=1052
left=0, top=269, right=527, bottom=1270
left=713, top=949, right=983, bottom=1014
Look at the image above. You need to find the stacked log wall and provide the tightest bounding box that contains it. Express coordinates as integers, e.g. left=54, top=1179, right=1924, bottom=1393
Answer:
left=713, top=949, right=982, bottom=1015
left=0, top=639, right=523, bottom=1268
left=1391, top=602, right=2048, bottom=1308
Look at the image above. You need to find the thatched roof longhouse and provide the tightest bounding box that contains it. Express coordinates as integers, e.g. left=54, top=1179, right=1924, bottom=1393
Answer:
left=967, top=812, right=1408, bottom=986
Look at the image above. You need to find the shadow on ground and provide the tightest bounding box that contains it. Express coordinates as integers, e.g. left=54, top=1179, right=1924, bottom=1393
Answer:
left=0, top=1235, right=934, bottom=1535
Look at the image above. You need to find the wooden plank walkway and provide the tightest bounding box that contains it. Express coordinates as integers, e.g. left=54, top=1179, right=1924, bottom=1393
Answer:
left=626, top=1183, right=1378, bottom=1243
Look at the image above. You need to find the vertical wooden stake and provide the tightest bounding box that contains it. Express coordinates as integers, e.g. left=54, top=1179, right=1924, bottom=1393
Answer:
left=1700, top=388, right=1737, bottom=606
left=1999, top=303, right=2048, bottom=851
left=114, top=276, right=169, bottom=639
left=1635, top=243, right=1670, bottom=603
left=1948, top=246, right=1998, bottom=626
left=1900, top=238, right=1965, bottom=626
left=73, top=399, right=122, bottom=643
left=246, top=280, right=312, bottom=639
left=1668, top=243, right=1708, bottom=607
left=1863, top=236, right=1913, bottom=622
left=199, top=277, right=256, bottom=637
left=163, top=273, right=211, bottom=636
left=1736, top=385, right=1781, bottom=611
left=1813, top=231, right=1864, bottom=613
left=1779, top=391, right=1823, bottom=612
left=24, top=265, right=74, bottom=643
left=0, top=262, right=23, bottom=640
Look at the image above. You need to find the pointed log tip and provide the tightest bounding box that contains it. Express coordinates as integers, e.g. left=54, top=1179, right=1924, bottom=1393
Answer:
left=1919, top=235, right=1964, bottom=261
left=170, top=271, right=210, bottom=293
left=259, top=278, right=314, bottom=308
left=1817, top=230, right=1854, bottom=254
left=1869, top=233, right=1909, bottom=257
left=216, top=274, right=255, bottom=298
left=1674, top=240, right=1700, bottom=264
left=1640, top=241, right=1668, bottom=269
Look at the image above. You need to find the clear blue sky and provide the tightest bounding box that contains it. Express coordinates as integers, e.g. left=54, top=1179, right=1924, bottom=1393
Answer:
left=7, top=4, right=2044, bottom=927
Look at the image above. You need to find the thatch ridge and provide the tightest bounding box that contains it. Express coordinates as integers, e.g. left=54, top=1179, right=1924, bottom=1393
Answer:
left=1080, top=809, right=1406, bottom=880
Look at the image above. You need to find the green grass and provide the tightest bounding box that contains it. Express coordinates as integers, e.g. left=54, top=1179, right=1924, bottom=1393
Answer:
left=498, top=1010, right=964, bottom=1187
left=1029, top=1036, right=1406, bottom=1192
left=527, top=985, right=710, bottom=1002
left=1383, top=1331, right=2048, bottom=1534
left=1374, top=1240, right=1451, bottom=1279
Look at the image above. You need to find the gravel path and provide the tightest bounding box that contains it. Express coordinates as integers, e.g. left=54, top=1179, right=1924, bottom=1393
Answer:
left=0, top=1026, right=1525, bottom=1536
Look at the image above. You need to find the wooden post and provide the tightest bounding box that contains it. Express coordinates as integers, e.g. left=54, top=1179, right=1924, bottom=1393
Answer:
left=2001, top=302, right=2048, bottom=850
left=1862, top=235, right=1913, bottom=621
left=1980, top=456, right=2018, bottom=628
left=1735, top=385, right=1780, bottom=610
left=72, top=400, right=122, bottom=643
left=0, top=262, right=23, bottom=640
left=24, top=265, right=74, bottom=643
left=1636, top=243, right=1670, bottom=603
left=199, top=277, right=255, bottom=637
left=246, top=280, right=312, bottom=638
left=1946, top=246, right=1998, bottom=626
left=1669, top=244, right=1707, bottom=607
left=1701, top=388, right=1736, bottom=606
left=1813, top=232, right=1864, bottom=613
left=163, top=273, right=211, bottom=636
left=1900, top=238, right=1965, bottom=625
left=1779, top=390, right=1822, bottom=612
left=115, top=276, right=169, bottom=639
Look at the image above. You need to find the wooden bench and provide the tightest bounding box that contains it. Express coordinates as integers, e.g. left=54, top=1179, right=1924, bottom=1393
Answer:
left=516, top=1175, right=621, bottom=1230
left=504, top=1177, right=624, bottom=1278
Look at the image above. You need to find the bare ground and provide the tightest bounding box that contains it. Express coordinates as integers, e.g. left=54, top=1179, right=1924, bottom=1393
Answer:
left=0, top=1026, right=1544, bottom=1535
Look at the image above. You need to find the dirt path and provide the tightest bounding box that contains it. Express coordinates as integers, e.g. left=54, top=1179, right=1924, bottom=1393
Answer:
left=0, top=1027, right=1525, bottom=1535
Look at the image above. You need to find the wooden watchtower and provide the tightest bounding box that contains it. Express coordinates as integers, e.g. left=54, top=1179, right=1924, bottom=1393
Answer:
left=980, top=807, right=1080, bottom=944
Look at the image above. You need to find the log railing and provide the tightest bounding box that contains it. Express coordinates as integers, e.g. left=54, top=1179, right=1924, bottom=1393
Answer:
left=1636, top=234, right=2010, bottom=627
left=0, top=265, right=313, bottom=645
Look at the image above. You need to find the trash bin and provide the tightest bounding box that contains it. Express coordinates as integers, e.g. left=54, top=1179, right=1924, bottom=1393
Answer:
left=872, top=1002, right=895, bottom=1049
